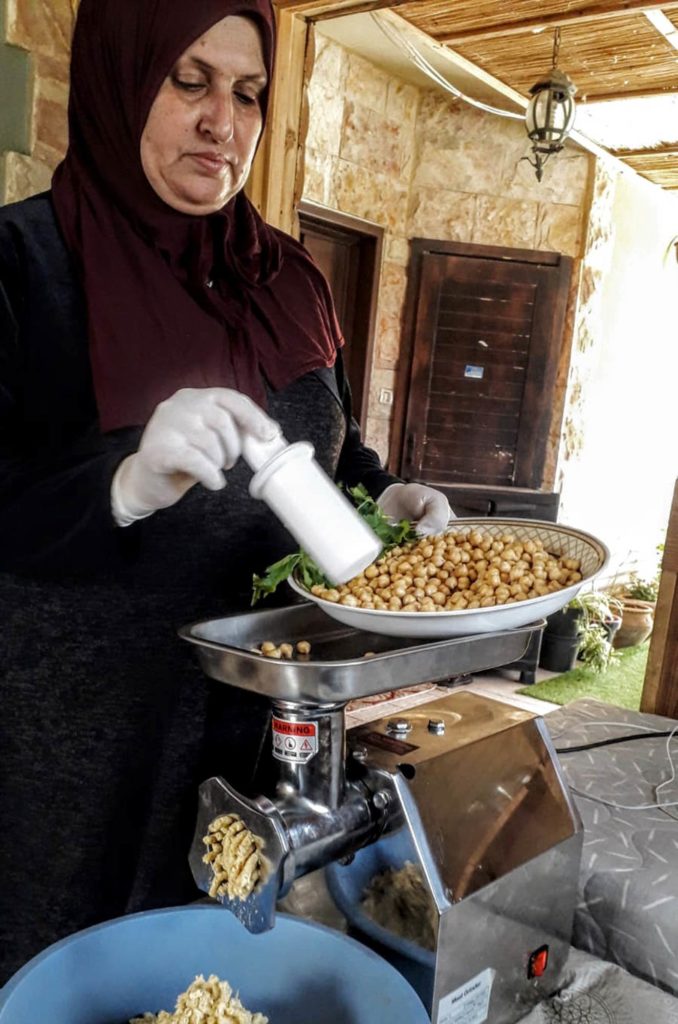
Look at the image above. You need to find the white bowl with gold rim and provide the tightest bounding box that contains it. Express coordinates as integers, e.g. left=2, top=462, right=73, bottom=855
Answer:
left=288, top=519, right=609, bottom=639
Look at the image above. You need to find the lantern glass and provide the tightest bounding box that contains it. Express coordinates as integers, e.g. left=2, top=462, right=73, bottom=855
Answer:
left=526, top=69, right=576, bottom=148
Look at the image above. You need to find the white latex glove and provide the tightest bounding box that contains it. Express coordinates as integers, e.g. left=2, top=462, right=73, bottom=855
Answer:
left=377, top=482, right=455, bottom=537
left=111, top=387, right=281, bottom=526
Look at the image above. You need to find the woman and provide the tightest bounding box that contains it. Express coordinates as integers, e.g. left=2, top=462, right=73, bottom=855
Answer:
left=0, top=0, right=450, bottom=982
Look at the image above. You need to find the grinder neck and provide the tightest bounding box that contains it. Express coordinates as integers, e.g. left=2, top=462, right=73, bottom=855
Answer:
left=271, top=700, right=347, bottom=810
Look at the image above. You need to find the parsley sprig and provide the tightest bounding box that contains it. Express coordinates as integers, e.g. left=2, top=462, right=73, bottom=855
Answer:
left=251, top=484, right=417, bottom=605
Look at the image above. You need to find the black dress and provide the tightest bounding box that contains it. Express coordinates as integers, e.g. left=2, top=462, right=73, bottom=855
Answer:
left=0, top=193, right=396, bottom=982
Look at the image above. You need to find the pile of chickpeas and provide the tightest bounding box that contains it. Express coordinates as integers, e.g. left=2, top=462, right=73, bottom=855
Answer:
left=308, top=529, right=583, bottom=613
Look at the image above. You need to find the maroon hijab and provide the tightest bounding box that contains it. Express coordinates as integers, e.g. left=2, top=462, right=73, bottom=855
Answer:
left=51, top=0, right=342, bottom=432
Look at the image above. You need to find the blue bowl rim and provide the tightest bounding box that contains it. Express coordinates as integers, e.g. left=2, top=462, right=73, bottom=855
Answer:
left=0, top=905, right=427, bottom=1008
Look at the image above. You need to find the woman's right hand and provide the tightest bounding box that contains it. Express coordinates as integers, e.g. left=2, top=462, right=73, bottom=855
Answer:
left=111, top=388, right=281, bottom=526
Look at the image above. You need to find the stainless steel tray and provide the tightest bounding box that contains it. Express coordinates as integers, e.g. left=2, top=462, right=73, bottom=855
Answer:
left=179, top=603, right=544, bottom=704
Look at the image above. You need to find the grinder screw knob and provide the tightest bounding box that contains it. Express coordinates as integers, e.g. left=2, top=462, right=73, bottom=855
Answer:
left=352, top=744, right=368, bottom=762
left=428, top=718, right=446, bottom=734
left=386, top=718, right=412, bottom=735
left=372, top=790, right=391, bottom=810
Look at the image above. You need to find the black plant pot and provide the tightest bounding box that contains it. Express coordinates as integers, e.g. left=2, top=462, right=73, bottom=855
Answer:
left=538, top=607, right=582, bottom=673
left=603, top=616, right=622, bottom=645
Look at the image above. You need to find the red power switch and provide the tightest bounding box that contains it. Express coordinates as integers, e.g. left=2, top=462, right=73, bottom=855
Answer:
left=528, top=945, right=549, bottom=978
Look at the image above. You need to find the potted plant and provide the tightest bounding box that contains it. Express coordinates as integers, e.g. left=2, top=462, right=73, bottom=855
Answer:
left=539, top=589, right=622, bottom=674
left=614, top=572, right=659, bottom=649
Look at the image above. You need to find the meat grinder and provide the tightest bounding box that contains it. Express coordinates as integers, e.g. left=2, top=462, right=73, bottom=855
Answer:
left=181, top=602, right=582, bottom=1024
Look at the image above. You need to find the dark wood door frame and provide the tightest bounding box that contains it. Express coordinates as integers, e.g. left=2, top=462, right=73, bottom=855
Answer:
left=390, top=238, right=572, bottom=480
left=298, top=200, right=383, bottom=431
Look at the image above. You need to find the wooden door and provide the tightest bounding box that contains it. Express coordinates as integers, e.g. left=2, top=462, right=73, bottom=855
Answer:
left=298, top=202, right=383, bottom=431
left=396, top=240, right=572, bottom=490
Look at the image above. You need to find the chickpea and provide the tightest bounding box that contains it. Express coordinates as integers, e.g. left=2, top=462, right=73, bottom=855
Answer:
left=307, top=526, right=587, bottom=617
left=296, top=641, right=311, bottom=655
left=279, top=643, right=294, bottom=659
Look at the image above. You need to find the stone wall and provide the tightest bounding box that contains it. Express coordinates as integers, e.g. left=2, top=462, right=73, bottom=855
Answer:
left=304, top=34, right=593, bottom=468
left=1, top=0, right=75, bottom=203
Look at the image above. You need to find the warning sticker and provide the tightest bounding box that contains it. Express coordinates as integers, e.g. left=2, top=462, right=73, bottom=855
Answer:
left=436, top=968, right=494, bottom=1024
left=272, top=718, right=318, bottom=763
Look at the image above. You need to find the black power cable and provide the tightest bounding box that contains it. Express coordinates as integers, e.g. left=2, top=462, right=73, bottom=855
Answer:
left=555, top=730, right=674, bottom=754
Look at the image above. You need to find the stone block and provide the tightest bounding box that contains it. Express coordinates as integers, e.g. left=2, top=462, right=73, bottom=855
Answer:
left=334, top=159, right=408, bottom=234
left=536, top=203, right=585, bottom=258
left=364, top=415, right=392, bottom=465
left=474, top=195, right=539, bottom=249
left=408, top=186, right=476, bottom=240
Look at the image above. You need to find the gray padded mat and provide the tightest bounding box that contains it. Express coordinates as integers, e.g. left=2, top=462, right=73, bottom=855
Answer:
left=544, top=698, right=678, bottom=995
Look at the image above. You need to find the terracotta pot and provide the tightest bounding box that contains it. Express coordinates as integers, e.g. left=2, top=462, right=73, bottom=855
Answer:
left=613, top=599, right=655, bottom=649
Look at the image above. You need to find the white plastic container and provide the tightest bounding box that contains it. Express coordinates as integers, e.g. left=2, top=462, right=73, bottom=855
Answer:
left=243, top=433, right=382, bottom=585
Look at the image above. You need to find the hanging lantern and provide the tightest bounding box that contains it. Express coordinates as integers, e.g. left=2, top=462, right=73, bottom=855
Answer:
left=524, top=29, right=577, bottom=181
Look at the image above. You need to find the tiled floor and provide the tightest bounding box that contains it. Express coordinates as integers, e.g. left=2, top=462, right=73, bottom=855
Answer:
left=462, top=666, right=561, bottom=715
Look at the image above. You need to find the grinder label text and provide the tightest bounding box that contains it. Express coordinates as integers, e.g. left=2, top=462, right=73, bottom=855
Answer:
left=272, top=718, right=318, bottom=763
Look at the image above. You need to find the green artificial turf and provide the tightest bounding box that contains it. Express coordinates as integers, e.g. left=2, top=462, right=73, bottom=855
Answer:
left=517, top=642, right=650, bottom=710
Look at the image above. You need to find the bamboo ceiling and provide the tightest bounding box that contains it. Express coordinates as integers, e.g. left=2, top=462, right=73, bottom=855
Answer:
left=388, top=0, right=678, bottom=190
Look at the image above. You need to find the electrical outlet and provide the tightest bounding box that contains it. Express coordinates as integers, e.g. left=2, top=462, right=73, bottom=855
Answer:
left=378, top=387, right=394, bottom=406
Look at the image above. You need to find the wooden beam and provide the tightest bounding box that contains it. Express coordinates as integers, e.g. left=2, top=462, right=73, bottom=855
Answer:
left=312, top=0, right=411, bottom=20
left=439, top=1, right=678, bottom=45
left=578, top=85, right=678, bottom=103
left=248, top=8, right=312, bottom=234
left=274, top=0, right=394, bottom=15
left=641, top=479, right=678, bottom=717
left=612, top=143, right=678, bottom=157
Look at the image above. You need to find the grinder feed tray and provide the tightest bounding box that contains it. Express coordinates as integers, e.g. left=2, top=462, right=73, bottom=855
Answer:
left=180, top=602, right=543, bottom=704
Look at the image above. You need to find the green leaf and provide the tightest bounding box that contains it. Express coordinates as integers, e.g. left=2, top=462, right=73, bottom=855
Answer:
left=347, top=484, right=418, bottom=549
left=252, top=552, right=303, bottom=605
left=251, top=483, right=418, bottom=603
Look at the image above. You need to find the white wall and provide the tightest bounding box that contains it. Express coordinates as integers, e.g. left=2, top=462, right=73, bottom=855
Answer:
left=559, top=169, right=678, bottom=581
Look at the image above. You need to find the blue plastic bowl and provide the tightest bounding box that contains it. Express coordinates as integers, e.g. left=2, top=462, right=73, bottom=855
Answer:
left=325, top=830, right=436, bottom=1007
left=0, top=906, right=429, bottom=1024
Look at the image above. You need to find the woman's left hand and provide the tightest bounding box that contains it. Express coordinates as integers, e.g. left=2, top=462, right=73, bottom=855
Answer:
left=377, top=483, right=455, bottom=536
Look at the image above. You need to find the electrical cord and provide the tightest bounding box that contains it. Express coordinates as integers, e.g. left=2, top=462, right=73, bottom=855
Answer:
left=370, top=13, right=526, bottom=122
left=551, top=719, right=678, bottom=812
left=555, top=730, right=674, bottom=754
